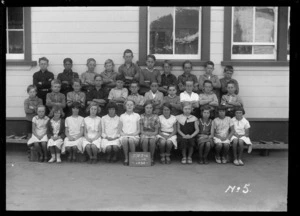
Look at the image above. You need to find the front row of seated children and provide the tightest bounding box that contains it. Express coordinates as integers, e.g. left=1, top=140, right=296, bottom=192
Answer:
left=27, top=99, right=251, bottom=166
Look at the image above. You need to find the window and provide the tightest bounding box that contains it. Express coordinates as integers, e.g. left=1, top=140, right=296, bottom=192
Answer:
left=6, top=7, right=36, bottom=66
left=139, top=7, right=211, bottom=66
left=232, top=7, right=277, bottom=60
left=148, top=7, right=201, bottom=60
left=222, top=7, right=289, bottom=66
left=6, top=7, right=25, bottom=60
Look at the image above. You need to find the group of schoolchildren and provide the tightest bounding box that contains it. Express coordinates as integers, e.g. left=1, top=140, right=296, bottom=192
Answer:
left=24, top=49, right=251, bottom=167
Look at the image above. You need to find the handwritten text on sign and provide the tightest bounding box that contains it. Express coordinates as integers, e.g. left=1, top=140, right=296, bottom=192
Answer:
left=129, top=152, right=151, bottom=167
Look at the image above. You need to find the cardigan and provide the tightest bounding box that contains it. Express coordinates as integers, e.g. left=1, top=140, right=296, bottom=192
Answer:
left=46, top=118, right=66, bottom=139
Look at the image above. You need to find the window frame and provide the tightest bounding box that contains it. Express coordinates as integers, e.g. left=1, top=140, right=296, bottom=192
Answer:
left=6, top=7, right=37, bottom=66
left=221, top=6, right=289, bottom=67
left=139, top=6, right=211, bottom=67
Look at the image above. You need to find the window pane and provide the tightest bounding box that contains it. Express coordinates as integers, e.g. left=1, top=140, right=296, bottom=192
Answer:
left=175, top=7, right=199, bottom=54
left=232, top=45, right=252, bottom=54
left=8, top=7, right=23, bottom=29
left=255, top=7, right=275, bottom=42
left=253, top=45, right=274, bottom=54
left=233, top=7, right=253, bottom=42
left=149, top=7, right=173, bottom=54
left=8, top=31, right=24, bottom=53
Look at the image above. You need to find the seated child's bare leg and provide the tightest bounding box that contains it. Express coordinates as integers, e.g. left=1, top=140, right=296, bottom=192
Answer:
left=232, top=139, right=238, bottom=160
left=85, top=144, right=92, bottom=161
left=182, top=147, right=187, bottom=159
left=203, top=142, right=211, bottom=160
left=34, top=142, right=43, bottom=160
left=149, top=138, right=156, bottom=161
left=214, top=143, right=222, bottom=158
left=187, top=146, right=194, bottom=159
left=91, top=144, right=98, bottom=160
left=72, top=146, right=78, bottom=161
left=41, top=142, right=48, bottom=161
left=141, top=138, right=149, bottom=152
left=49, top=146, right=56, bottom=161
left=106, top=146, right=112, bottom=161
left=55, top=146, right=61, bottom=162
left=198, top=143, right=205, bottom=161
left=165, top=141, right=173, bottom=163
left=128, top=138, right=136, bottom=153
left=112, top=146, right=119, bottom=161
left=158, top=139, right=166, bottom=161
left=122, top=138, right=129, bottom=163
left=65, top=147, right=72, bottom=161
left=238, top=139, right=244, bottom=160
left=222, top=143, right=230, bottom=159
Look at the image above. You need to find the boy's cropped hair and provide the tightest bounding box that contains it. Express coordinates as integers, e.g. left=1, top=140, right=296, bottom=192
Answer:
left=106, top=102, right=118, bottom=112
left=162, top=60, right=172, bottom=68
left=205, top=60, right=214, bottom=68
left=72, top=78, right=82, bottom=86
left=94, top=74, right=102, bottom=80
left=203, top=80, right=213, bottom=86
left=37, top=104, right=46, bottom=111
left=150, top=81, right=159, bottom=86
left=70, top=101, right=81, bottom=109
left=123, top=49, right=133, bottom=56
left=144, top=100, right=154, bottom=108
left=185, top=80, right=194, bottom=85
left=147, top=54, right=156, bottom=61
left=182, top=60, right=193, bottom=69
left=217, top=105, right=227, bottom=111
left=51, top=79, right=62, bottom=86
left=182, top=101, right=192, bottom=109
left=168, top=84, right=177, bottom=90
left=226, top=80, right=236, bottom=87
left=124, top=99, right=136, bottom=106
left=39, top=57, right=49, bottom=63
left=86, top=58, right=96, bottom=65
left=234, top=106, right=245, bottom=115
left=224, top=65, right=234, bottom=72
left=130, top=81, right=140, bottom=88
left=104, top=59, right=114, bottom=66
left=27, top=84, right=37, bottom=93
left=49, top=105, right=65, bottom=118
left=63, top=58, right=73, bottom=64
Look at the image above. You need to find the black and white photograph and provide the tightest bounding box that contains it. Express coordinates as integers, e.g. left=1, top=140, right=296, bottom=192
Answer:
left=5, top=3, right=290, bottom=211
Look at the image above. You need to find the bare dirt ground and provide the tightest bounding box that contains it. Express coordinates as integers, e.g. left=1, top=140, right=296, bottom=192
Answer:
left=6, top=145, right=288, bottom=211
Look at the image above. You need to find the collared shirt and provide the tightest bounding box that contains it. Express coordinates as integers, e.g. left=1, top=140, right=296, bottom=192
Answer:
left=65, top=115, right=84, bottom=137
left=118, top=63, right=140, bottom=81
left=127, top=93, right=145, bottom=106
left=67, top=91, right=86, bottom=107
left=101, top=115, right=120, bottom=139
left=32, top=115, right=50, bottom=137
left=163, top=95, right=182, bottom=116
left=231, top=117, right=250, bottom=136
left=86, top=87, right=109, bottom=106
left=33, top=70, right=54, bottom=91
left=100, top=70, right=118, bottom=90
left=120, top=112, right=140, bottom=134
left=108, top=88, right=128, bottom=101
left=46, top=92, right=66, bottom=109
left=24, top=96, right=43, bottom=121
left=180, top=91, right=199, bottom=102
left=221, top=93, right=243, bottom=108
left=161, top=73, right=178, bottom=87
left=199, top=92, right=219, bottom=107
left=144, top=90, right=164, bottom=107
left=198, top=74, right=221, bottom=91
left=139, top=68, right=161, bottom=86
left=140, top=114, right=160, bottom=132
left=159, top=115, right=177, bottom=133
left=213, top=117, right=233, bottom=138
left=57, top=69, right=79, bottom=95
left=220, top=78, right=239, bottom=95
left=176, top=114, right=198, bottom=125
left=177, top=73, right=198, bottom=86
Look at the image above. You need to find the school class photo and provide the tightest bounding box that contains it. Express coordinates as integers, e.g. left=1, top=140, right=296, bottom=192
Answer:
left=6, top=7, right=289, bottom=167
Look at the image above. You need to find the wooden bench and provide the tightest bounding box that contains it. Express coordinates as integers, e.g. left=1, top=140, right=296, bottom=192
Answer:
left=246, top=142, right=288, bottom=156
left=6, top=138, right=28, bottom=144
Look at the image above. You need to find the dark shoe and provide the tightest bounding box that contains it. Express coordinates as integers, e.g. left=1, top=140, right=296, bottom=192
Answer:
left=87, top=159, right=93, bottom=164
left=198, top=159, right=204, bottom=164
left=204, top=158, right=209, bottom=164
left=123, top=160, right=129, bottom=166
left=151, top=160, right=155, bottom=166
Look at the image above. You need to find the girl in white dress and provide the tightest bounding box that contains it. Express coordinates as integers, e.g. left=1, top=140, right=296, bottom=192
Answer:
left=230, top=107, right=252, bottom=166
left=119, top=100, right=140, bottom=166
left=101, top=102, right=121, bottom=162
left=64, top=102, right=84, bottom=162
left=83, top=102, right=102, bottom=164
left=157, top=102, right=177, bottom=164
left=27, top=105, right=49, bottom=162
left=47, top=106, right=65, bottom=163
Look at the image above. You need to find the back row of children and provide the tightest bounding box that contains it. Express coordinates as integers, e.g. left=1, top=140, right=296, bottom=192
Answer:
left=27, top=99, right=251, bottom=167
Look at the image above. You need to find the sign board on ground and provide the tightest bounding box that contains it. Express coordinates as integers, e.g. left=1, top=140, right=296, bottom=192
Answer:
left=129, top=152, right=151, bottom=167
